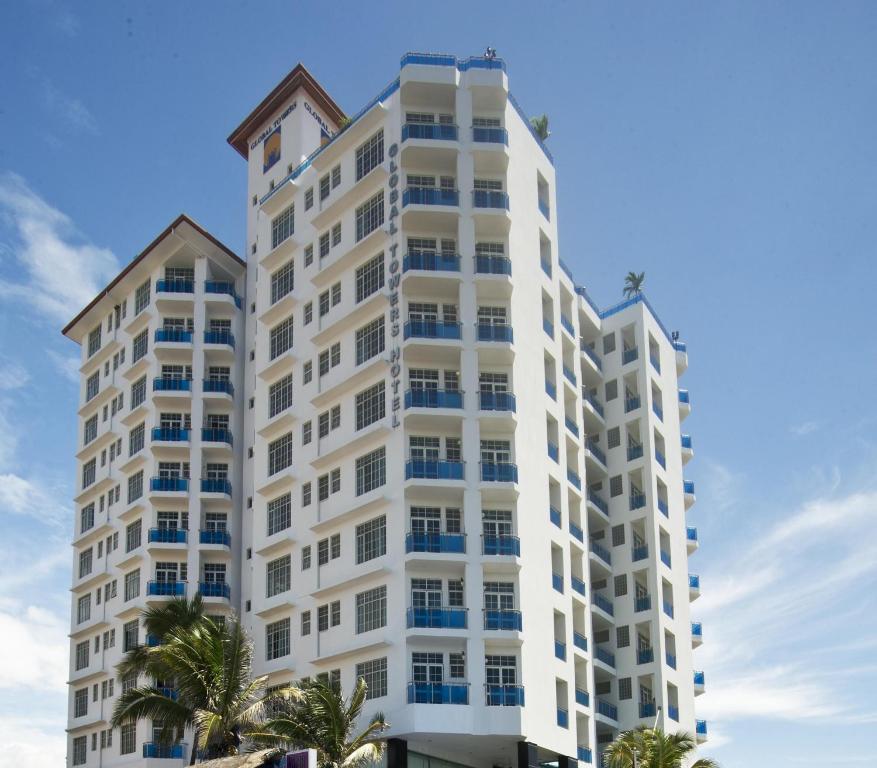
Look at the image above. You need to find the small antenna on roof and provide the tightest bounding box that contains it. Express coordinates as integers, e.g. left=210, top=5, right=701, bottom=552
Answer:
left=485, top=47, right=497, bottom=60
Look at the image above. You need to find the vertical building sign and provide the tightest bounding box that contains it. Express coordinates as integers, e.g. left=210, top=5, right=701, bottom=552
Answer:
left=385, top=142, right=401, bottom=428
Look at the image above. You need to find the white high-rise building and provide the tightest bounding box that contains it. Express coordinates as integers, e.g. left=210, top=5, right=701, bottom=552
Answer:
left=64, top=52, right=706, bottom=768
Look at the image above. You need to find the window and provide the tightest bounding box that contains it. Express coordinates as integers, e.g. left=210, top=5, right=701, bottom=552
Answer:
left=355, top=253, right=384, bottom=303
left=356, top=130, right=384, bottom=181
left=268, top=432, right=293, bottom=475
left=301, top=610, right=311, bottom=635
left=331, top=599, right=341, bottom=626
left=616, top=625, right=630, bottom=648
left=72, top=735, right=87, bottom=765
left=614, top=574, right=628, bottom=597
left=125, top=520, right=142, bottom=552
left=330, top=405, right=340, bottom=430
left=83, top=415, right=98, bottom=445
left=331, top=282, right=341, bottom=307
left=607, top=427, right=621, bottom=449
left=128, top=423, right=145, bottom=456
left=356, top=447, right=386, bottom=495
left=304, top=244, right=313, bottom=267
left=356, top=516, right=386, bottom=564
left=82, top=459, right=96, bottom=489
left=485, top=655, right=517, bottom=686
left=270, top=317, right=294, bottom=360
left=320, top=174, right=331, bottom=201
left=135, top=280, right=150, bottom=314
left=356, top=585, right=387, bottom=633
left=603, top=332, right=616, bottom=354
left=76, top=594, right=91, bottom=624
left=303, top=360, right=313, bottom=384
left=302, top=482, right=312, bottom=507
left=132, top=329, right=148, bottom=363
left=319, top=290, right=330, bottom=317
left=269, top=374, right=293, bottom=418
left=266, top=618, right=290, bottom=660
left=75, top=640, right=89, bottom=670
left=612, top=524, right=625, bottom=546
left=610, top=475, right=623, bottom=497
left=319, top=231, right=330, bottom=259
left=318, top=474, right=330, bottom=502
left=127, top=470, right=143, bottom=503
left=355, top=316, right=385, bottom=365
left=74, top=687, right=88, bottom=717
left=131, top=376, right=146, bottom=409
left=271, top=261, right=295, bottom=304
left=605, top=379, right=618, bottom=401
left=305, top=187, right=314, bottom=210
left=301, top=544, right=311, bottom=570
left=304, top=301, right=313, bottom=325
left=85, top=371, right=99, bottom=401
left=78, top=548, right=93, bottom=578
left=355, top=191, right=384, bottom=242
left=619, top=677, right=632, bottom=700
left=331, top=223, right=341, bottom=248
left=355, top=381, right=385, bottom=431
left=331, top=342, right=341, bottom=367
left=331, top=164, right=341, bottom=188
left=124, top=569, right=140, bottom=601
left=80, top=503, right=94, bottom=534
left=272, top=205, right=295, bottom=249
left=267, top=493, right=291, bottom=536
left=302, top=421, right=312, bottom=445
left=266, top=555, right=291, bottom=597
left=356, top=657, right=387, bottom=699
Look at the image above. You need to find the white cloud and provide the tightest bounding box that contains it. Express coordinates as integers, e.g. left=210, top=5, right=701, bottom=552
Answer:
left=791, top=420, right=819, bottom=436
left=0, top=173, right=118, bottom=324
left=0, top=473, right=70, bottom=528
left=0, top=604, right=68, bottom=692
left=48, top=350, right=80, bottom=384
left=41, top=78, right=98, bottom=135
left=0, top=359, right=29, bottom=391
left=700, top=460, right=741, bottom=513
left=0, top=715, right=66, bottom=768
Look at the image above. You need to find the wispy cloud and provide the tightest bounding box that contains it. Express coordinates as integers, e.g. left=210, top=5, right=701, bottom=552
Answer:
left=0, top=715, right=66, bottom=768
left=791, top=420, right=819, bottom=436
left=0, top=172, right=118, bottom=324
left=0, top=359, right=29, bottom=391
left=40, top=78, right=98, bottom=135
left=47, top=350, right=80, bottom=384
left=54, top=7, right=80, bottom=38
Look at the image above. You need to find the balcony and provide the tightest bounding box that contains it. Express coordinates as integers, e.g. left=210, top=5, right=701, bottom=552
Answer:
left=404, top=320, right=462, bottom=340
left=679, top=389, right=691, bottom=419
left=573, top=632, right=588, bottom=652
left=635, top=596, right=652, bottom=612
left=663, top=601, right=675, bottom=618
left=565, top=417, right=580, bottom=437
left=668, top=704, right=680, bottom=722
left=624, top=395, right=641, bottom=412
left=205, top=280, right=241, bottom=308
left=583, top=390, right=605, bottom=418
left=203, top=379, right=234, bottom=396
left=485, top=684, right=524, bottom=706
left=569, top=521, right=584, bottom=543
left=147, top=580, right=185, bottom=597
left=689, top=574, right=701, bottom=599
left=539, top=199, right=550, bottom=220
left=696, top=720, right=708, bottom=742
left=571, top=575, right=586, bottom=596
left=694, top=671, right=705, bottom=694
left=199, top=581, right=230, bottom=599
left=405, top=389, right=464, bottom=409
left=143, top=743, right=186, bottom=759
left=475, top=254, right=512, bottom=276
left=402, top=122, right=458, bottom=141
left=585, top=438, right=605, bottom=465
left=403, top=251, right=460, bottom=273
left=637, top=647, right=654, bottom=664
left=661, top=549, right=672, bottom=567
left=201, top=478, right=231, bottom=495
left=681, top=433, right=694, bottom=463
left=543, top=318, right=554, bottom=338
left=403, top=186, right=459, bottom=207
left=202, top=428, right=233, bottom=445
left=557, top=707, right=569, bottom=728
left=687, top=526, right=699, bottom=551
left=684, top=480, right=696, bottom=506
left=567, top=469, right=582, bottom=490
left=477, top=323, right=513, bottom=343
left=479, top=391, right=516, bottom=412
left=484, top=609, right=522, bottom=631
left=156, top=279, right=193, bottom=294
left=204, top=330, right=235, bottom=348
left=156, top=686, right=179, bottom=701
left=199, top=529, right=231, bottom=547
left=407, top=681, right=469, bottom=704
left=653, top=403, right=664, bottom=421
left=549, top=506, right=561, bottom=528
left=580, top=342, right=602, bottom=370
left=650, top=354, right=661, bottom=373
left=541, top=258, right=552, bottom=277
left=545, top=380, right=557, bottom=400
left=405, top=460, right=465, bottom=481
left=146, top=633, right=161, bottom=647
left=151, top=427, right=189, bottom=442
left=552, top=572, right=564, bottom=593
left=407, top=607, right=467, bottom=629
left=554, top=639, right=566, bottom=661
left=630, top=492, right=646, bottom=511
left=658, top=498, right=669, bottom=517
left=655, top=449, right=666, bottom=469
left=562, top=364, right=576, bottom=386
left=590, top=541, right=612, bottom=566
left=587, top=490, right=609, bottom=516
left=666, top=652, right=677, bottom=669
left=596, top=698, right=618, bottom=721
left=547, top=441, right=559, bottom=462
left=627, top=443, right=644, bottom=461
left=622, top=346, right=639, bottom=365
left=472, top=189, right=510, bottom=209
left=148, top=528, right=186, bottom=544
left=155, top=328, right=192, bottom=344
left=577, top=747, right=592, bottom=764
left=150, top=477, right=189, bottom=492
left=575, top=688, right=590, bottom=707
left=482, top=535, right=520, bottom=557
left=154, top=377, right=192, bottom=392
left=481, top=462, right=517, bottom=483
left=692, top=622, right=703, bottom=646
left=592, top=593, right=614, bottom=616
left=560, top=316, right=575, bottom=338
left=405, top=532, right=466, bottom=554
left=639, top=701, right=657, bottom=718
left=473, top=126, right=509, bottom=144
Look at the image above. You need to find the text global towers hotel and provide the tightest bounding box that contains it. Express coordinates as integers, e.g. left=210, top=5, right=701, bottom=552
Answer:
left=63, top=52, right=707, bottom=768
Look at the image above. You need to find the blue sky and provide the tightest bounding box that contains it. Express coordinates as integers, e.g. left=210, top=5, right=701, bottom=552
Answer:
left=0, top=1, right=875, bottom=765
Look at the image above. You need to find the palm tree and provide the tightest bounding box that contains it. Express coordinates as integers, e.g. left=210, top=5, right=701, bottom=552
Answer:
left=112, top=617, right=279, bottom=764
left=530, top=114, right=550, bottom=141
left=604, top=727, right=719, bottom=768
left=623, top=271, right=645, bottom=298
left=254, top=677, right=388, bottom=768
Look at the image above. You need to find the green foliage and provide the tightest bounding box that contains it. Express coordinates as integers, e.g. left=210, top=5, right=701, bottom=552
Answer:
left=604, top=727, right=719, bottom=768
left=530, top=114, right=550, bottom=141
left=623, top=271, right=646, bottom=298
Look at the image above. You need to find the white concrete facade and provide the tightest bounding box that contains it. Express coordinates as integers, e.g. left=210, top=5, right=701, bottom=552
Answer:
left=64, top=53, right=705, bottom=768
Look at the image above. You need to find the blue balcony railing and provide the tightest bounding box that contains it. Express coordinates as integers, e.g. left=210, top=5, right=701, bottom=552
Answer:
left=563, top=365, right=576, bottom=385
left=577, top=746, right=592, bottom=764
left=653, top=403, right=664, bottom=421
left=573, top=632, right=588, bottom=652
left=687, top=526, right=698, bottom=542
left=681, top=434, right=693, bottom=449
left=689, top=574, right=701, bottom=589
left=595, top=647, right=615, bottom=667
left=205, top=281, right=241, bottom=308
left=483, top=609, right=522, bottom=631
left=640, top=701, right=657, bottom=718
left=404, top=389, right=464, bottom=409
left=146, top=633, right=161, bottom=647
left=156, top=279, right=193, bottom=294
left=585, top=438, right=606, bottom=465
left=475, top=254, right=512, bottom=275
left=148, top=527, right=186, bottom=544
left=404, top=319, right=462, bottom=340
left=405, top=460, right=465, bottom=481
left=203, top=379, right=233, bottom=396
left=547, top=441, right=559, bottom=462
left=692, top=621, right=703, bottom=637
left=153, top=377, right=192, bottom=392
left=202, top=428, right=233, bottom=445
left=625, top=395, right=641, bottom=412
left=479, top=391, right=516, bottom=412
left=403, top=187, right=460, bottom=206
left=668, top=704, right=680, bottom=722
left=628, top=444, right=644, bottom=461
left=694, top=670, right=706, bottom=686
left=472, top=126, right=509, bottom=144
left=406, top=681, right=469, bottom=704
left=663, top=601, right=675, bottom=618
left=554, top=640, right=566, bottom=660
left=583, top=390, right=605, bottom=417
left=545, top=380, right=557, bottom=400
left=402, top=122, right=459, bottom=141
left=679, top=389, right=691, bottom=404
left=143, top=743, right=186, bottom=759
left=674, top=340, right=688, bottom=353
left=152, top=427, right=189, bottom=442
left=405, top=532, right=466, bottom=554
left=560, top=315, right=575, bottom=336
left=204, top=330, right=235, bottom=347
left=549, top=506, right=561, bottom=528
left=407, top=607, right=467, bottom=629
left=571, top=576, right=586, bottom=596
left=597, top=698, right=618, bottom=720
left=580, top=342, right=602, bottom=370
left=199, top=581, right=230, bottom=599
left=477, top=323, right=513, bottom=342
left=472, top=189, right=510, bottom=209
left=575, top=688, right=590, bottom=707
left=622, top=347, right=639, bottom=364
left=650, top=354, right=661, bottom=372
left=199, top=529, right=231, bottom=547
left=403, top=252, right=461, bottom=272
left=567, top=469, right=582, bottom=490
left=541, top=258, right=552, bottom=277
left=480, top=462, right=518, bottom=483
left=200, top=478, right=231, bottom=495
left=661, top=549, right=672, bottom=567
left=569, top=521, right=584, bottom=543
left=658, top=498, right=669, bottom=517
left=590, top=541, right=612, bottom=565
left=150, top=476, right=189, bottom=492
left=155, top=328, right=192, bottom=343
left=666, top=652, right=677, bottom=669
left=696, top=720, right=708, bottom=736
left=156, top=686, right=179, bottom=701
left=635, top=596, right=652, bottom=612
left=587, top=490, right=609, bottom=516
left=539, top=199, right=551, bottom=220
left=592, top=593, right=614, bottom=615
left=655, top=449, right=666, bottom=468
left=557, top=707, right=569, bottom=728
left=543, top=317, right=554, bottom=338
left=684, top=480, right=696, bottom=495
left=147, top=580, right=185, bottom=597
left=485, top=684, right=524, bottom=706
left=630, top=492, right=646, bottom=510
left=482, top=535, right=520, bottom=557
left=637, top=648, right=654, bottom=664
left=565, top=417, right=579, bottom=437
left=552, top=572, right=564, bottom=593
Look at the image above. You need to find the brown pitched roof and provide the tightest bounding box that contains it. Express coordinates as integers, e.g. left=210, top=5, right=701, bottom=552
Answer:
left=227, top=63, right=346, bottom=159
